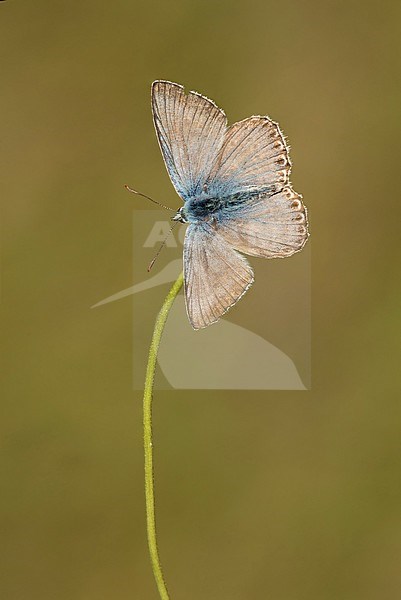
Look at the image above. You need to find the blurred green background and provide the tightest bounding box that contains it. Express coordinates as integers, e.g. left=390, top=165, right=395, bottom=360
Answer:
left=1, top=1, right=400, bottom=598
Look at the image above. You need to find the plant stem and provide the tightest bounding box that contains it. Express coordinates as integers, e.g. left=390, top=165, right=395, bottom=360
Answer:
left=143, top=271, right=184, bottom=600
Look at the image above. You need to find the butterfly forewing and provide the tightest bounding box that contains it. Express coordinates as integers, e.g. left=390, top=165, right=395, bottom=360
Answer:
left=152, top=81, right=227, bottom=201
left=183, top=224, right=254, bottom=329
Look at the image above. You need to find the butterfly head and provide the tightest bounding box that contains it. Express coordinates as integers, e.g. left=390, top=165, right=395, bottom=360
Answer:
left=172, top=206, right=188, bottom=224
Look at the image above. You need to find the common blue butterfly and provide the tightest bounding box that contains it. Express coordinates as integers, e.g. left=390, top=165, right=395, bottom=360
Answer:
left=151, top=81, right=309, bottom=329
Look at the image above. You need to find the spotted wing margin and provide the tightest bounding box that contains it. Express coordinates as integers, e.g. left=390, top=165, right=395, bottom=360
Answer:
left=152, top=81, right=227, bottom=201
left=183, top=224, right=254, bottom=329
left=205, top=116, right=291, bottom=199
left=217, top=186, right=309, bottom=258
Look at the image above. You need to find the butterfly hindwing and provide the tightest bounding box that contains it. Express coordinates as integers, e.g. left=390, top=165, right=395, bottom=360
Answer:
left=205, top=116, right=291, bottom=199
left=216, top=186, right=309, bottom=258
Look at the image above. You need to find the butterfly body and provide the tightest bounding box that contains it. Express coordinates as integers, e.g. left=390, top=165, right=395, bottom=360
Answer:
left=174, top=191, right=251, bottom=224
left=151, top=80, right=309, bottom=330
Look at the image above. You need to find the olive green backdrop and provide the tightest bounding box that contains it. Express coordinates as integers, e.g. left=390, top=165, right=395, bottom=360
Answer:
left=1, top=1, right=400, bottom=599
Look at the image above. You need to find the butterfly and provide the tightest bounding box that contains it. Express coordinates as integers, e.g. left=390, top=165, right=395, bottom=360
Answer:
left=151, top=80, right=309, bottom=330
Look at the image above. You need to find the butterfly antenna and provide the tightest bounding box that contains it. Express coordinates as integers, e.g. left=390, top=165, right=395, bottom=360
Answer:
left=125, top=185, right=175, bottom=211
left=147, top=221, right=179, bottom=272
